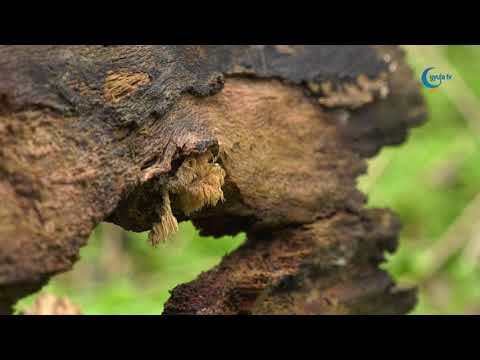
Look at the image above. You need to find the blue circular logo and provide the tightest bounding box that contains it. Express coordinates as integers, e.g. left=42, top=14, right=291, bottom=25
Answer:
left=421, top=67, right=442, bottom=89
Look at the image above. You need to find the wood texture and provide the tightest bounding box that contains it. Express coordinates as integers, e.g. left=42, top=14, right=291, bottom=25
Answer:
left=0, top=45, right=426, bottom=314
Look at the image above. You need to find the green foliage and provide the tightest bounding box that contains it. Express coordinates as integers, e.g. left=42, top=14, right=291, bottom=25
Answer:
left=16, top=223, right=245, bottom=315
left=359, top=45, right=480, bottom=314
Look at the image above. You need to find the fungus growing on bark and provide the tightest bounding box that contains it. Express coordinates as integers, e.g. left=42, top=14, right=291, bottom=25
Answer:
left=148, top=190, right=179, bottom=246
left=313, top=73, right=389, bottom=109
left=168, top=151, right=226, bottom=215
left=148, top=150, right=226, bottom=245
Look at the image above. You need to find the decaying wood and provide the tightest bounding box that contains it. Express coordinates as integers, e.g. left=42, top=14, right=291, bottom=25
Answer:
left=21, top=293, right=82, bottom=315
left=0, top=45, right=426, bottom=314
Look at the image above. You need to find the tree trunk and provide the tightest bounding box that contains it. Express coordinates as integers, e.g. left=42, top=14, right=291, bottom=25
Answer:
left=0, top=45, right=426, bottom=314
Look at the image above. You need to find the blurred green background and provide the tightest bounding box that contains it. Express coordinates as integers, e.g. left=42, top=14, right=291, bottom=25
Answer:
left=16, top=45, right=480, bottom=315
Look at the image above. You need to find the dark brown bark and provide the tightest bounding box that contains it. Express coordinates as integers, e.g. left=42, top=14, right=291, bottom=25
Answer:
left=0, top=45, right=426, bottom=314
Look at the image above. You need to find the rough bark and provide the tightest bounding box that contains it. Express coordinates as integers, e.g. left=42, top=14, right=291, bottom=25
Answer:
left=0, top=45, right=426, bottom=314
